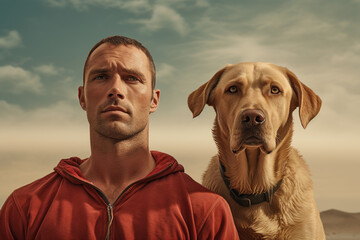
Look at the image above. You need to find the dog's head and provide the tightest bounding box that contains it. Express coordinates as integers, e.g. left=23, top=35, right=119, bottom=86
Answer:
left=188, top=62, right=321, bottom=154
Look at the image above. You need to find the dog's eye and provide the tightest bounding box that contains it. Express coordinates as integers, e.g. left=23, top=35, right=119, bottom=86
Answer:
left=227, top=86, right=238, bottom=93
left=271, top=86, right=280, bottom=94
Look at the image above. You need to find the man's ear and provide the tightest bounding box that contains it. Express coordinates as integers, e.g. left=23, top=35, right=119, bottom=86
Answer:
left=285, top=68, right=322, bottom=128
left=187, top=65, right=230, bottom=118
left=78, top=86, right=86, bottom=110
left=150, top=89, right=160, bottom=114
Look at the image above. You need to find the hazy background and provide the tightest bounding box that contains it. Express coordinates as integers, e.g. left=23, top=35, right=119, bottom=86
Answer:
left=1, top=0, right=359, bottom=213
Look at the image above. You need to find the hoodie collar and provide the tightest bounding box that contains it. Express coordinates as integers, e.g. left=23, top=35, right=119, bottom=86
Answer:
left=54, top=151, right=184, bottom=185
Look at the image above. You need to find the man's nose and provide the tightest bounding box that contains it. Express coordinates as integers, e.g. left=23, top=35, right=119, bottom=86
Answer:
left=108, top=75, right=124, bottom=99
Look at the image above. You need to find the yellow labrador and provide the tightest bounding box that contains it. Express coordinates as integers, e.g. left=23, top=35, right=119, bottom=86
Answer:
left=188, top=62, right=325, bottom=239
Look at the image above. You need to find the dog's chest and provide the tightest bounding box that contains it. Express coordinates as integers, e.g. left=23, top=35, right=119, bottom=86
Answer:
left=232, top=205, right=284, bottom=239
left=238, top=227, right=264, bottom=239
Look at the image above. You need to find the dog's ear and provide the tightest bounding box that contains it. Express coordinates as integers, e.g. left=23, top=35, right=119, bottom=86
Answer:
left=188, top=66, right=229, bottom=118
left=286, top=68, right=322, bottom=128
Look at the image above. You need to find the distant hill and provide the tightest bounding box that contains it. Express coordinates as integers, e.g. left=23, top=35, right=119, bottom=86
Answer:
left=320, top=209, right=360, bottom=240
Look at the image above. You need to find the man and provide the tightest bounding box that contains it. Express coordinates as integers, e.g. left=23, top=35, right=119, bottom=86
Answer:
left=0, top=36, right=239, bottom=239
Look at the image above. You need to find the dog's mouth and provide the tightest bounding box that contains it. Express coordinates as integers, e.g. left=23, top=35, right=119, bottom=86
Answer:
left=244, top=136, right=263, bottom=145
left=231, top=136, right=272, bottom=154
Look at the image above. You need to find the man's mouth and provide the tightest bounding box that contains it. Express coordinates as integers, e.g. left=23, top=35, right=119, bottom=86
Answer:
left=102, top=105, right=127, bottom=113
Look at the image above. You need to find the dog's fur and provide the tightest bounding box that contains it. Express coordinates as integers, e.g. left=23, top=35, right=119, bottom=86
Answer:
left=188, top=62, right=325, bottom=239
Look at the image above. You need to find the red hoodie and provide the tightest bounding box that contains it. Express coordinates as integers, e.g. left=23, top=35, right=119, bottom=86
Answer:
left=0, top=151, right=239, bottom=240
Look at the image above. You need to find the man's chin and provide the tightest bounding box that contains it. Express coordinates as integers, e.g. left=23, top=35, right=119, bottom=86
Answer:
left=95, top=122, right=148, bottom=141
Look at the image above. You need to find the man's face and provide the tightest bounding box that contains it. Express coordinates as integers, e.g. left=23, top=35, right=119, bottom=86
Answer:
left=79, top=43, right=160, bottom=141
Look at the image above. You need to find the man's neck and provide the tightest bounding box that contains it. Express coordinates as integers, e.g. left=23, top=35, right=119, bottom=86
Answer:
left=80, top=129, right=156, bottom=203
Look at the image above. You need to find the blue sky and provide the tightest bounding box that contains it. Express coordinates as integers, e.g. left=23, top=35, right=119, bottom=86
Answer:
left=1, top=0, right=360, bottom=212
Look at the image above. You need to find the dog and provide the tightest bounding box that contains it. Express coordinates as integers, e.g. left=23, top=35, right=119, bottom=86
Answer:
left=188, top=62, right=325, bottom=239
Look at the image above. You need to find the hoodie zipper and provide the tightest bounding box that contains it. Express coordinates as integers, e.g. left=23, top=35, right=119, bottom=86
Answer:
left=63, top=162, right=174, bottom=240
left=105, top=204, right=114, bottom=240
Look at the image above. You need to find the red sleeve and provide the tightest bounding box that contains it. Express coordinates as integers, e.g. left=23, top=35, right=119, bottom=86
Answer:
left=0, top=194, right=26, bottom=240
left=197, top=197, right=239, bottom=240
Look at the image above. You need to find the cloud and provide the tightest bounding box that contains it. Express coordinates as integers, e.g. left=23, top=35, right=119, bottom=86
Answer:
left=130, top=5, right=188, bottom=36
left=248, top=5, right=347, bottom=44
left=44, top=0, right=67, bottom=7
left=195, top=0, right=209, bottom=7
left=0, top=65, right=43, bottom=94
left=0, top=100, right=23, bottom=119
left=120, top=0, right=151, bottom=12
left=0, top=100, right=84, bottom=127
left=34, top=64, right=60, bottom=75
left=186, top=34, right=295, bottom=69
left=43, top=0, right=190, bottom=35
left=156, top=63, right=176, bottom=82
left=0, top=30, right=22, bottom=49
left=43, top=0, right=151, bottom=12
left=44, top=0, right=119, bottom=10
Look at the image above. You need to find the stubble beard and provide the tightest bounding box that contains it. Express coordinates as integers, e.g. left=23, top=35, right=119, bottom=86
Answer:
left=95, top=117, right=148, bottom=142
left=94, top=100, right=149, bottom=142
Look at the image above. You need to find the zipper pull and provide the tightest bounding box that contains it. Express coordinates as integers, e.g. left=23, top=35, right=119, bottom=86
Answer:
left=107, top=204, right=113, bottom=213
left=106, top=204, right=114, bottom=240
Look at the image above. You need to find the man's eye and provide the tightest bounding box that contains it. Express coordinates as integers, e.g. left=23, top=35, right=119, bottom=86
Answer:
left=94, top=75, right=105, bottom=80
left=127, top=76, right=140, bottom=82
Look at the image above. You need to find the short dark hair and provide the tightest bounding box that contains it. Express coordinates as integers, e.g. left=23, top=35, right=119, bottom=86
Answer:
left=83, top=35, right=156, bottom=89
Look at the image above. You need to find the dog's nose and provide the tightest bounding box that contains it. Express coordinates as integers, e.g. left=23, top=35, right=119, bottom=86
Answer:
left=241, top=109, right=265, bottom=126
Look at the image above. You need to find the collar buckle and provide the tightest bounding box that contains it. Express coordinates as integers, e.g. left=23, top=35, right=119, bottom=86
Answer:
left=229, top=189, right=252, bottom=207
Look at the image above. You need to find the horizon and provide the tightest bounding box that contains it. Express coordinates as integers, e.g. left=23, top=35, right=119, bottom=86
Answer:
left=1, top=0, right=359, bottom=213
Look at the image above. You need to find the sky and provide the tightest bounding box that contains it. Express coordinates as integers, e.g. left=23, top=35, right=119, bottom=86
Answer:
left=0, top=0, right=359, bottom=212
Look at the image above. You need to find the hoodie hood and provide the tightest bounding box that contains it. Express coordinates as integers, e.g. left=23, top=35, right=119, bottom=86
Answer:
left=54, top=151, right=184, bottom=185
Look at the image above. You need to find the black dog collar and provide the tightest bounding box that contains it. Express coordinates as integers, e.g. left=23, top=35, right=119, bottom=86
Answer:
left=219, top=161, right=282, bottom=207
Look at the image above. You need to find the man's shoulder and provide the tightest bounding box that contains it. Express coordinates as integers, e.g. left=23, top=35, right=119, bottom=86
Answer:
left=0, top=171, right=62, bottom=219
left=177, top=171, right=227, bottom=205
left=11, top=171, right=61, bottom=204
left=11, top=156, right=82, bottom=200
left=175, top=172, right=235, bottom=230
